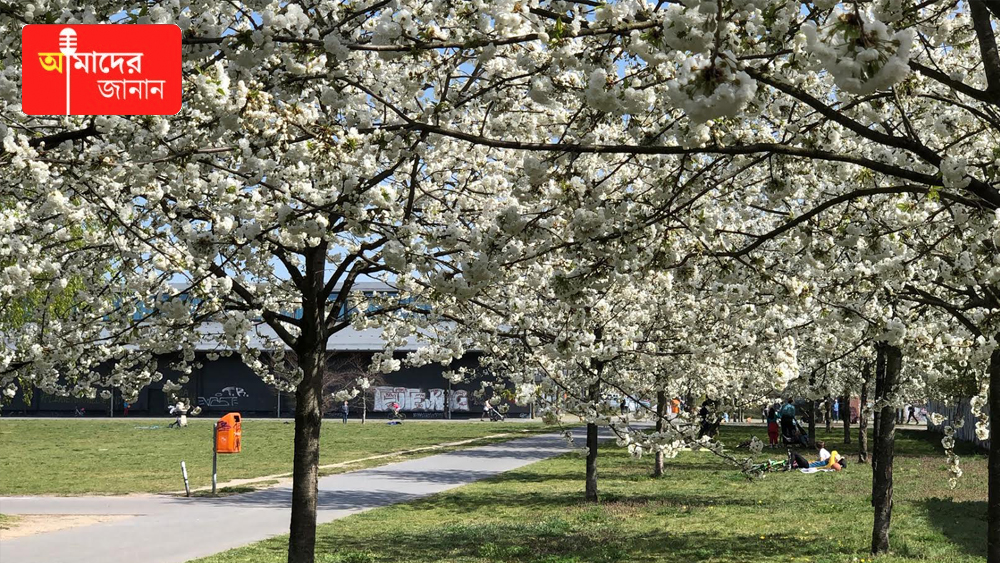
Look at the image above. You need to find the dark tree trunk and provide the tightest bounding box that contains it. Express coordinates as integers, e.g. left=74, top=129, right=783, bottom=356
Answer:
left=653, top=389, right=666, bottom=477
left=361, top=390, right=367, bottom=424
left=807, top=399, right=816, bottom=446
left=287, top=246, right=328, bottom=563
left=988, top=344, right=1000, bottom=563
left=840, top=395, right=851, bottom=444
left=585, top=381, right=600, bottom=502
left=825, top=397, right=832, bottom=433
left=585, top=421, right=599, bottom=501
left=287, top=347, right=324, bottom=563
left=871, top=343, right=901, bottom=555
left=859, top=361, right=871, bottom=463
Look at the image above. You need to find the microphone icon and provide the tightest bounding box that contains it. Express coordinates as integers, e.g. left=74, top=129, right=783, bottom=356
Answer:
left=58, top=28, right=76, bottom=115
left=58, top=28, right=77, bottom=54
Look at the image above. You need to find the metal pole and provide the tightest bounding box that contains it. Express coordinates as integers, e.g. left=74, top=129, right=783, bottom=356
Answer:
left=109, top=387, right=113, bottom=418
left=211, top=421, right=218, bottom=495
left=277, top=390, right=281, bottom=419
left=181, top=461, right=191, bottom=497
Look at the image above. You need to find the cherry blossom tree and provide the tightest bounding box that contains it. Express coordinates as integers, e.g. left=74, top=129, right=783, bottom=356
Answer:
left=5, top=2, right=1000, bottom=562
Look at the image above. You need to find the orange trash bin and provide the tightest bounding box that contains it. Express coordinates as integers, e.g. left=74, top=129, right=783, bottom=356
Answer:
left=215, top=412, right=242, bottom=453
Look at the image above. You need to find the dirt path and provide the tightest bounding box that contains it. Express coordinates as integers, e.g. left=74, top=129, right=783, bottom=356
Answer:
left=0, top=514, right=131, bottom=540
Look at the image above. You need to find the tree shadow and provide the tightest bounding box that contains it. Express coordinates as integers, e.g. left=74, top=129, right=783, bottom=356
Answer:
left=314, top=521, right=845, bottom=563
left=921, top=497, right=987, bottom=558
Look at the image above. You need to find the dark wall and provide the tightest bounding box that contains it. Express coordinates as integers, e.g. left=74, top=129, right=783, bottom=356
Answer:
left=2, top=351, right=529, bottom=418
left=195, top=356, right=278, bottom=413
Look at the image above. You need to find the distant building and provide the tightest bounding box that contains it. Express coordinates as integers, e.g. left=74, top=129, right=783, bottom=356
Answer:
left=2, top=282, right=528, bottom=419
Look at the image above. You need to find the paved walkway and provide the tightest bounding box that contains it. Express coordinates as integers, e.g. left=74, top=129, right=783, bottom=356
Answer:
left=0, top=429, right=588, bottom=563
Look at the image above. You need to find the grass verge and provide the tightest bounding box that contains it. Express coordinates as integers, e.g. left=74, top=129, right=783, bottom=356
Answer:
left=0, top=418, right=555, bottom=495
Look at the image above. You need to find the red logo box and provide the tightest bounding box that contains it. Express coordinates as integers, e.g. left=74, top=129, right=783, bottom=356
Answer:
left=22, top=24, right=181, bottom=116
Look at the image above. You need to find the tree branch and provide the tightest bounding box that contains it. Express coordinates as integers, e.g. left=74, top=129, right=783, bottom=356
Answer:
left=969, top=0, right=1000, bottom=99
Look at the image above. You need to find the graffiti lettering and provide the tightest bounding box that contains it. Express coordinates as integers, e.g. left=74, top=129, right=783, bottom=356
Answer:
left=427, top=389, right=445, bottom=411
left=450, top=390, right=469, bottom=412
left=374, top=386, right=470, bottom=412
left=198, top=387, right=249, bottom=408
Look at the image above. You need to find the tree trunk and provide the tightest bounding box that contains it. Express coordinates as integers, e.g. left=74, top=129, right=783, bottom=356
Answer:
left=585, top=383, right=600, bottom=502
left=807, top=399, right=816, bottom=447
left=859, top=361, right=871, bottom=463
left=653, top=389, right=666, bottom=477
left=825, top=397, right=832, bottom=433
left=585, top=421, right=599, bottom=502
left=287, top=347, right=324, bottom=563
left=287, top=245, right=328, bottom=563
left=871, top=343, right=901, bottom=555
left=841, top=395, right=851, bottom=444
left=988, top=344, right=1000, bottom=563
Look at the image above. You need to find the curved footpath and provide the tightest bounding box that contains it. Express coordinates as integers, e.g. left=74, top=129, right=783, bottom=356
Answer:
left=0, top=428, right=598, bottom=563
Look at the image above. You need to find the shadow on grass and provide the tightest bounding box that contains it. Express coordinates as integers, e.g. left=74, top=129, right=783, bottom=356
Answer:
left=922, top=497, right=987, bottom=558
left=313, top=520, right=841, bottom=563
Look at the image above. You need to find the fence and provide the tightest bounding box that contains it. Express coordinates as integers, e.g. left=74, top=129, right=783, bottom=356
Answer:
left=925, top=398, right=990, bottom=450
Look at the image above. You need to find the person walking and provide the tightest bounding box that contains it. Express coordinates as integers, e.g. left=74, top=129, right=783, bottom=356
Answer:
left=905, top=404, right=919, bottom=424
left=341, top=400, right=349, bottom=424
left=123, top=400, right=130, bottom=417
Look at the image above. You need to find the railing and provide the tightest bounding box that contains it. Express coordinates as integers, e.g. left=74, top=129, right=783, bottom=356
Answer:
left=925, top=398, right=990, bottom=450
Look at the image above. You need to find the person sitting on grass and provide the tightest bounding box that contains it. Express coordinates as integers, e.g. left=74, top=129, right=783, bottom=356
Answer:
left=815, top=440, right=831, bottom=463
left=167, top=402, right=190, bottom=428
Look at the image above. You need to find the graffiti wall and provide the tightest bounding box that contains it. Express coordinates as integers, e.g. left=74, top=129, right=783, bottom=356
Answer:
left=373, top=386, right=469, bottom=412
left=198, top=386, right=249, bottom=408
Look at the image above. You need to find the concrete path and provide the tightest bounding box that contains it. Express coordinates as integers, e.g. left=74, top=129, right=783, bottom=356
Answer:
left=0, top=429, right=587, bottom=563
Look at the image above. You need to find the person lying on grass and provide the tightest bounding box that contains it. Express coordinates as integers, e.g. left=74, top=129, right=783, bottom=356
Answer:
left=786, top=444, right=847, bottom=472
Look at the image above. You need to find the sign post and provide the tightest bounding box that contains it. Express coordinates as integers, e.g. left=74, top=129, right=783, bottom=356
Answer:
left=211, top=422, right=218, bottom=495
left=181, top=461, right=191, bottom=497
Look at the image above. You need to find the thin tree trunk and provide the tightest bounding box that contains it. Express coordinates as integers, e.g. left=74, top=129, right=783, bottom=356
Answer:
left=653, top=389, right=666, bottom=477
left=586, top=420, right=599, bottom=502
left=859, top=361, right=871, bottom=463
left=871, top=343, right=901, bottom=555
left=825, top=397, right=832, bottom=433
left=988, top=344, right=1000, bottom=563
left=585, top=382, right=600, bottom=502
left=841, top=395, right=851, bottom=444
left=807, top=399, right=816, bottom=447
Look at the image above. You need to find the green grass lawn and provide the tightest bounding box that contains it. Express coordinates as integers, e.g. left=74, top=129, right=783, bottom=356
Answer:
left=191, top=426, right=987, bottom=563
left=0, top=418, right=553, bottom=495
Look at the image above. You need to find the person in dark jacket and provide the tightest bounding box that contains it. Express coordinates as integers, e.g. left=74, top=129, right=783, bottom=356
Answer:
left=779, top=398, right=796, bottom=440
left=341, top=400, right=349, bottom=424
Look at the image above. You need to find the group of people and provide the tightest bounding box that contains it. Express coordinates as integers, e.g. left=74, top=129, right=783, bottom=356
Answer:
left=751, top=440, right=848, bottom=475
left=764, top=398, right=808, bottom=448
left=786, top=441, right=848, bottom=472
